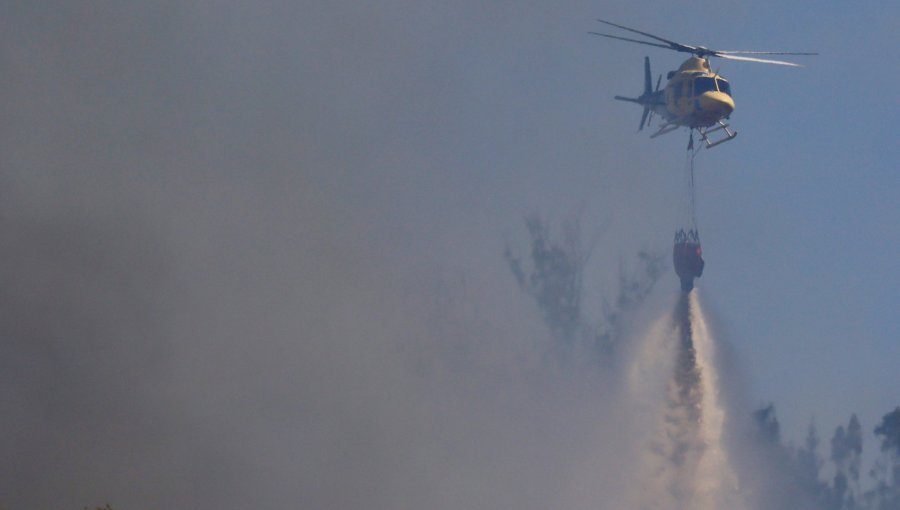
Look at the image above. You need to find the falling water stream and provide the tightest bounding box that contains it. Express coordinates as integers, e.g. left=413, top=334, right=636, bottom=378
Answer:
left=627, top=291, right=744, bottom=510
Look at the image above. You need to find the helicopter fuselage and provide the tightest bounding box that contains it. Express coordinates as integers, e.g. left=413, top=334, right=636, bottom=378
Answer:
left=614, top=55, right=736, bottom=140
left=660, top=57, right=735, bottom=129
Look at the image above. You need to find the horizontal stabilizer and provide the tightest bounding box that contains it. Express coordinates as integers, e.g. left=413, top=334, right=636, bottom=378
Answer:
left=614, top=95, right=643, bottom=104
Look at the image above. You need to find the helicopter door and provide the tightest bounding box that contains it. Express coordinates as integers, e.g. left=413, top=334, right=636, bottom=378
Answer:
left=671, top=79, right=691, bottom=116
left=667, top=80, right=682, bottom=116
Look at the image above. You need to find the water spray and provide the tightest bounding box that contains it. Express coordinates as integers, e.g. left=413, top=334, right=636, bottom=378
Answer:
left=628, top=292, right=743, bottom=509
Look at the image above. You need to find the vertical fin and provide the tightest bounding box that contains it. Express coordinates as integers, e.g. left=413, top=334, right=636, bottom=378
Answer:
left=643, top=56, right=652, bottom=96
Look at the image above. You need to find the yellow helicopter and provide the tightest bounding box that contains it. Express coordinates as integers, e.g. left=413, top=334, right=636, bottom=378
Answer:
left=591, top=19, right=816, bottom=148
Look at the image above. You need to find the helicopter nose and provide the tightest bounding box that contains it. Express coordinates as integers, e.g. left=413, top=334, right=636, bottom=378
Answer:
left=699, top=91, right=735, bottom=118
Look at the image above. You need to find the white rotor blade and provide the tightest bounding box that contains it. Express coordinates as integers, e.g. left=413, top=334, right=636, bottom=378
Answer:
left=717, top=54, right=803, bottom=67
left=717, top=50, right=818, bottom=55
left=595, top=18, right=695, bottom=52
left=588, top=32, right=671, bottom=50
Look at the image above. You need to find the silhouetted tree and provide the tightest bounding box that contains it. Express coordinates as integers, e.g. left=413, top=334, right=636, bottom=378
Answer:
left=874, top=407, right=900, bottom=455
left=832, top=414, right=864, bottom=509
left=748, top=404, right=823, bottom=509
left=848, top=414, right=864, bottom=507
left=594, top=250, right=665, bottom=356
left=798, top=421, right=823, bottom=479
left=504, top=213, right=663, bottom=359
left=750, top=406, right=900, bottom=510
left=865, top=407, right=900, bottom=510
left=796, top=420, right=833, bottom=508
left=754, top=404, right=781, bottom=445
left=504, top=214, right=587, bottom=344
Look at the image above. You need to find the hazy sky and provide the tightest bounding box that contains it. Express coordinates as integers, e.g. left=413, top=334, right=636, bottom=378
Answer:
left=0, top=1, right=897, bottom=508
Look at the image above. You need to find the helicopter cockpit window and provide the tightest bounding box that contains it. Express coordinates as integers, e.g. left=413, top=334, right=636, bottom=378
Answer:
left=716, top=79, right=732, bottom=96
left=693, top=77, right=718, bottom=95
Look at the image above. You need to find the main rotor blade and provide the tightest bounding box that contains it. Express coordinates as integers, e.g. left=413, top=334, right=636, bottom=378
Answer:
left=716, top=53, right=804, bottom=66
left=716, top=50, right=819, bottom=55
left=588, top=32, right=671, bottom=50
left=592, top=18, right=817, bottom=66
left=595, top=19, right=696, bottom=53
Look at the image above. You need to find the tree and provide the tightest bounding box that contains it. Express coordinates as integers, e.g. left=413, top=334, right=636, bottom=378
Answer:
left=594, top=250, right=665, bottom=356
left=754, top=404, right=781, bottom=445
left=796, top=420, right=833, bottom=508
left=747, top=405, right=825, bottom=509
left=831, top=414, right=864, bottom=509
left=798, top=420, right=823, bottom=481
left=504, top=214, right=587, bottom=344
left=847, top=414, right=864, bottom=504
left=874, top=407, right=900, bottom=455
left=867, top=407, right=900, bottom=509
left=504, top=213, right=663, bottom=359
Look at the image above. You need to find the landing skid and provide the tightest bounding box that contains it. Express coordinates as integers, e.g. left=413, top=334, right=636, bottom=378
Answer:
left=698, top=121, right=737, bottom=148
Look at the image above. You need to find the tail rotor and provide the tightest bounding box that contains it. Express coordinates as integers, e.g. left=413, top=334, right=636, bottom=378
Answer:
left=640, top=107, right=650, bottom=131
left=640, top=56, right=652, bottom=130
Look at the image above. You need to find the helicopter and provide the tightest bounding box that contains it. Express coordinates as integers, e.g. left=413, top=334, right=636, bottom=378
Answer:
left=590, top=19, right=816, bottom=148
